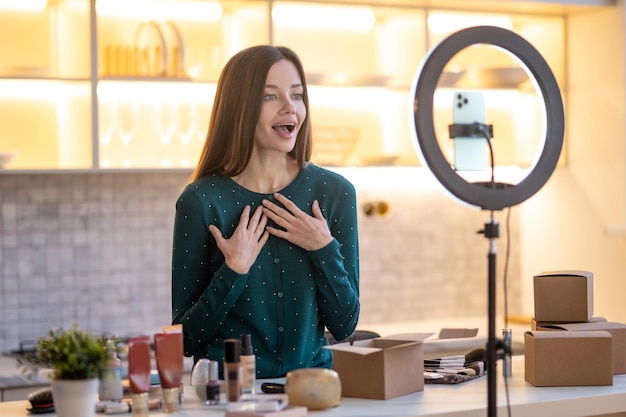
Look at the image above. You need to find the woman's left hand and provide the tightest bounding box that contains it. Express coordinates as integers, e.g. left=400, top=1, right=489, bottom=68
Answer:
left=262, top=193, right=333, bottom=251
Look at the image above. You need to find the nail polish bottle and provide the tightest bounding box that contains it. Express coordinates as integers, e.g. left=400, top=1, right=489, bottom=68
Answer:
left=224, top=339, right=242, bottom=402
left=205, top=360, right=221, bottom=405
left=240, top=334, right=256, bottom=394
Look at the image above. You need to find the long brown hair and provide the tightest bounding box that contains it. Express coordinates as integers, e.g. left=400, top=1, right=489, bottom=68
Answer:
left=190, top=45, right=312, bottom=182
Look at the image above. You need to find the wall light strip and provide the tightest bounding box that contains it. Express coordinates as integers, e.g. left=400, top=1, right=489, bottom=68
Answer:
left=428, top=12, right=512, bottom=34
left=96, top=0, right=222, bottom=21
left=0, top=0, right=47, bottom=11
left=0, top=79, right=62, bottom=99
left=272, top=4, right=375, bottom=32
left=97, top=81, right=216, bottom=102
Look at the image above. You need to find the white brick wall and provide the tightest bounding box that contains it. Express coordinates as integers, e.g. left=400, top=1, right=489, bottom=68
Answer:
left=0, top=167, right=520, bottom=353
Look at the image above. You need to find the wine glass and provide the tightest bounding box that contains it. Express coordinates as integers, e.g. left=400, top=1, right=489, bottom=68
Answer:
left=177, top=101, right=198, bottom=146
left=117, top=101, right=139, bottom=146
left=153, top=101, right=179, bottom=146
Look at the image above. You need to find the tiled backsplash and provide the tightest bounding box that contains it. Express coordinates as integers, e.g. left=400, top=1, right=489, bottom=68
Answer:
left=0, top=167, right=520, bottom=353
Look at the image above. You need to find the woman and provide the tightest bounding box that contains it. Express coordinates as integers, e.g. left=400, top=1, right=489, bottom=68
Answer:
left=171, top=45, right=360, bottom=378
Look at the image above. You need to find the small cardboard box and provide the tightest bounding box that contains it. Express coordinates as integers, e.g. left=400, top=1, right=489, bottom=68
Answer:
left=536, top=321, right=626, bottom=374
left=326, top=333, right=432, bottom=400
left=438, top=328, right=479, bottom=339
left=534, top=270, right=593, bottom=322
left=524, top=330, right=612, bottom=386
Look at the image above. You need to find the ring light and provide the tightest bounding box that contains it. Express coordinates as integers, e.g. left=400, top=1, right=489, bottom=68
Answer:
left=412, top=25, right=564, bottom=210
left=411, top=25, right=565, bottom=417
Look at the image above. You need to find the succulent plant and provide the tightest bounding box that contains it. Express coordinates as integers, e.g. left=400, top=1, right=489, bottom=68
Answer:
left=19, top=324, right=107, bottom=380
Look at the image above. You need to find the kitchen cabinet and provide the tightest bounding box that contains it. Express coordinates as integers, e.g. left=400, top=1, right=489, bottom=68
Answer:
left=0, top=0, right=92, bottom=170
left=0, top=0, right=604, bottom=171
left=0, top=0, right=269, bottom=170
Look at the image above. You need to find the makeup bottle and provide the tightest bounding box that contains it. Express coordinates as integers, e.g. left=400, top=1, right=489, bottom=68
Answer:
left=240, top=334, right=256, bottom=394
left=205, top=360, right=221, bottom=405
left=99, top=339, right=123, bottom=402
left=224, top=339, right=242, bottom=402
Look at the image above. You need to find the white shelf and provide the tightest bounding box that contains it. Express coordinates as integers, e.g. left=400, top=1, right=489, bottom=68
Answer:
left=0, top=0, right=605, bottom=171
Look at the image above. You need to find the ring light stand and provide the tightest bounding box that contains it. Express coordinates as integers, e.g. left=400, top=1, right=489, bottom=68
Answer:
left=411, top=26, right=564, bottom=417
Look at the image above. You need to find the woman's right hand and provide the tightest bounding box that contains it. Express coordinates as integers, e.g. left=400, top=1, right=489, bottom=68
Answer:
left=208, top=205, right=269, bottom=274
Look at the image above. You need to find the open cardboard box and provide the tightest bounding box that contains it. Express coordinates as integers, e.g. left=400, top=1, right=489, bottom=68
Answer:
left=536, top=321, right=626, bottom=374
left=525, top=330, right=613, bottom=387
left=530, top=316, right=607, bottom=331
left=326, top=333, right=433, bottom=400
left=534, top=270, right=593, bottom=322
left=423, top=328, right=481, bottom=359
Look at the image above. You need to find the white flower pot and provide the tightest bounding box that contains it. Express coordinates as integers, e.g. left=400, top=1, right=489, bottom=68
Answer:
left=51, top=378, right=99, bottom=417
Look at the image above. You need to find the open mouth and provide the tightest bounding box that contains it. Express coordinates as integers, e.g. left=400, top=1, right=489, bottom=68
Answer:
left=272, top=123, right=295, bottom=134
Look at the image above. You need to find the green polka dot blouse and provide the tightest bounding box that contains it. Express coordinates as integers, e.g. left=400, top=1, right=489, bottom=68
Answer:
left=171, top=164, right=360, bottom=378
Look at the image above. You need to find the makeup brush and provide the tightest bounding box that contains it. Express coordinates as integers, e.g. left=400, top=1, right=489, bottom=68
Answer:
left=424, top=348, right=487, bottom=377
left=464, top=347, right=486, bottom=366
left=424, top=347, right=486, bottom=370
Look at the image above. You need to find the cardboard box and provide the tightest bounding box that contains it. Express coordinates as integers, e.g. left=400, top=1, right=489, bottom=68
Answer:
left=423, top=328, right=483, bottom=360
left=530, top=316, right=607, bottom=331
left=524, top=330, right=612, bottom=386
left=326, top=333, right=432, bottom=400
left=534, top=270, right=593, bottom=322
left=536, top=321, right=626, bottom=374
left=438, top=328, right=479, bottom=339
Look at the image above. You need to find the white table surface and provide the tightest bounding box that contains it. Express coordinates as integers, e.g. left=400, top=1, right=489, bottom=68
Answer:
left=2, top=357, right=626, bottom=417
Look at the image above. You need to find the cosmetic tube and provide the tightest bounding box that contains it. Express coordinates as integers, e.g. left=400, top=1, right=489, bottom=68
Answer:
left=224, top=339, right=242, bottom=402
left=154, top=332, right=184, bottom=413
left=205, top=360, right=221, bottom=405
left=240, top=334, right=256, bottom=394
left=128, top=336, right=151, bottom=417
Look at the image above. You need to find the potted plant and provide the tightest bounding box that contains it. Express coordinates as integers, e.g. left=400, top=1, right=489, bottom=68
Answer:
left=20, top=324, right=107, bottom=417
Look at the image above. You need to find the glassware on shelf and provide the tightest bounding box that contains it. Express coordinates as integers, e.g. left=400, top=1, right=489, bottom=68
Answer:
left=99, top=101, right=122, bottom=167
left=195, top=102, right=211, bottom=143
left=118, top=101, right=139, bottom=146
left=177, top=101, right=198, bottom=146
left=99, top=101, right=120, bottom=146
left=98, top=99, right=141, bottom=168
left=185, top=48, right=206, bottom=80
left=154, top=102, right=178, bottom=145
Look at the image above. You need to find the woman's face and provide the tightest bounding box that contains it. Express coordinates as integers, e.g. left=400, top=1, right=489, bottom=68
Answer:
left=254, top=59, right=306, bottom=157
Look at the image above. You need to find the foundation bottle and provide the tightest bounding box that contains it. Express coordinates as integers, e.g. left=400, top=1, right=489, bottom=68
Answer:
left=224, top=339, right=242, bottom=402
left=240, top=334, right=256, bottom=394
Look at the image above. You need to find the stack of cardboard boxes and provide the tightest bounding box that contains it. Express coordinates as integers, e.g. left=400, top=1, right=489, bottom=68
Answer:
left=525, top=270, right=626, bottom=386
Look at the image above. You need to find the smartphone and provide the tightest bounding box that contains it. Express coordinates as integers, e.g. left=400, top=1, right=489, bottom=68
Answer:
left=452, top=91, right=488, bottom=171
